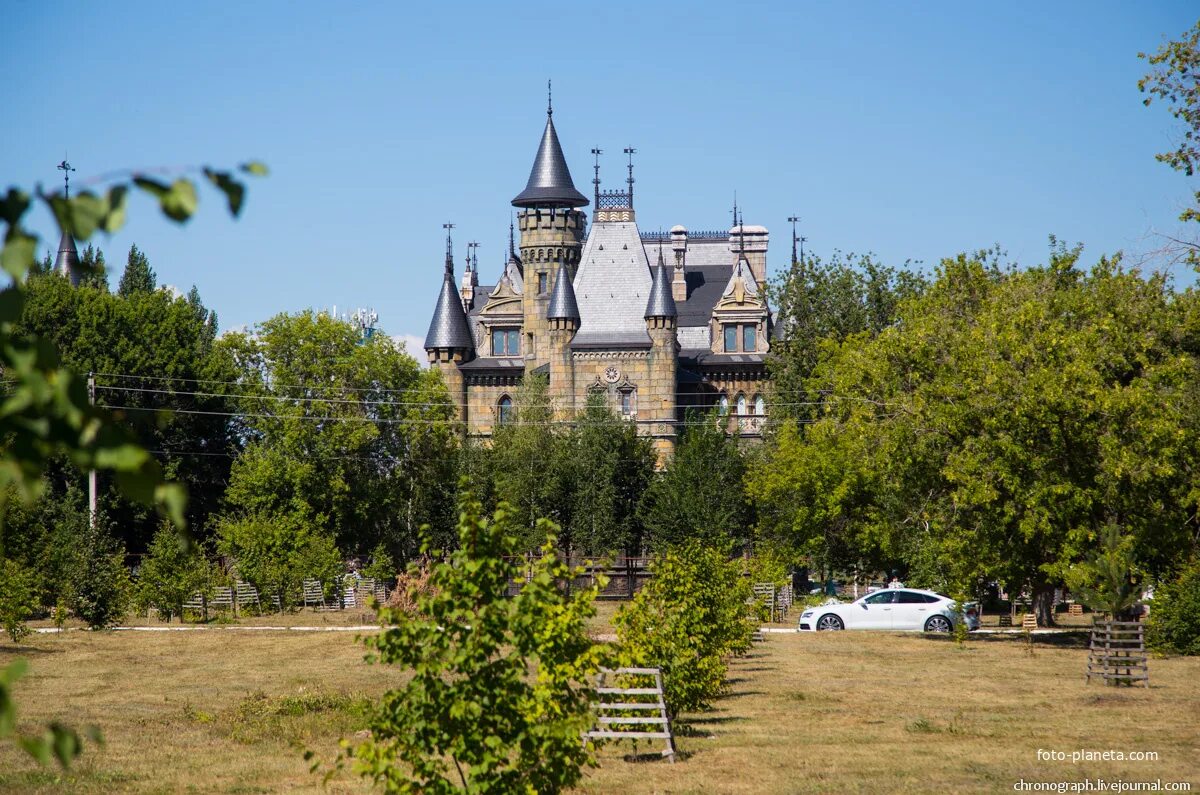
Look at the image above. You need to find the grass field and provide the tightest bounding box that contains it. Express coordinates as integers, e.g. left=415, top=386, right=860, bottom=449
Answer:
left=2, top=618, right=1198, bottom=794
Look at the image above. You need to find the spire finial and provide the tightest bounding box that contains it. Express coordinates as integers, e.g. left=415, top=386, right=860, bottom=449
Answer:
left=788, top=215, right=801, bottom=265
left=623, top=147, right=637, bottom=208
left=442, top=222, right=455, bottom=274
left=509, top=214, right=517, bottom=259
left=57, top=158, right=76, bottom=199
left=547, top=79, right=553, bottom=117
left=591, top=147, right=603, bottom=209
left=657, top=233, right=665, bottom=266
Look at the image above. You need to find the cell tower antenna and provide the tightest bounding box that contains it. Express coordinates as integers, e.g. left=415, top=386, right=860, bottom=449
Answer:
left=57, top=158, right=76, bottom=198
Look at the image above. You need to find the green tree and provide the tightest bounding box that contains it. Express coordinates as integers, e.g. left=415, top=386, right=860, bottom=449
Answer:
left=69, top=518, right=131, bottom=629
left=489, top=375, right=570, bottom=548
left=219, top=311, right=457, bottom=559
left=78, top=244, right=108, bottom=290
left=216, top=513, right=341, bottom=607
left=1147, top=559, right=1200, bottom=655
left=116, top=244, right=156, bottom=296
left=562, top=394, right=655, bottom=558
left=347, top=492, right=607, bottom=793
left=752, top=243, right=1200, bottom=625
left=136, top=523, right=216, bottom=621
left=1140, top=20, right=1200, bottom=242
left=614, top=542, right=754, bottom=717
left=1064, top=522, right=1142, bottom=619
left=769, top=250, right=926, bottom=421
left=639, top=414, right=752, bottom=551
left=15, top=263, right=238, bottom=551
left=0, top=558, right=36, bottom=643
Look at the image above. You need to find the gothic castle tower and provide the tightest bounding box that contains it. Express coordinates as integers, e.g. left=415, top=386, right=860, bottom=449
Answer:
left=510, top=95, right=588, bottom=374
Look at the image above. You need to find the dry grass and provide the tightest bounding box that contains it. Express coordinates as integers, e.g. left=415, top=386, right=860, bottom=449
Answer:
left=2, top=625, right=1198, bottom=793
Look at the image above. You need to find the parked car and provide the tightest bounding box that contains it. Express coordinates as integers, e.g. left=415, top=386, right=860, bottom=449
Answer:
left=798, top=588, right=980, bottom=633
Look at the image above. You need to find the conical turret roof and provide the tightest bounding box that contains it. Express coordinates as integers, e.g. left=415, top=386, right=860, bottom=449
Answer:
left=547, top=261, right=580, bottom=321
left=511, top=111, right=588, bottom=208
left=54, top=229, right=81, bottom=287
left=424, top=256, right=475, bottom=352
left=645, top=248, right=677, bottom=319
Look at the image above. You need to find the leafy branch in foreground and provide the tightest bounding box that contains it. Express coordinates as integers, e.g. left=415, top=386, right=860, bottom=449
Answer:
left=0, top=159, right=266, bottom=768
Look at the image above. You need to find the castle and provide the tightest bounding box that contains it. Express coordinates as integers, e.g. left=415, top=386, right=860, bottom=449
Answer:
left=424, top=100, right=778, bottom=457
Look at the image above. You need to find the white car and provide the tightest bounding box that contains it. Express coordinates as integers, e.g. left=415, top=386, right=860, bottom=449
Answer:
left=798, top=588, right=979, bottom=633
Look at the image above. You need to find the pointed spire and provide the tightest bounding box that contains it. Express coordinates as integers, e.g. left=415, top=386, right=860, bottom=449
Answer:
left=508, top=215, right=520, bottom=262
left=547, top=261, right=580, bottom=322
left=426, top=227, right=474, bottom=352
left=54, top=229, right=81, bottom=287
left=511, top=96, right=589, bottom=208
left=645, top=253, right=677, bottom=320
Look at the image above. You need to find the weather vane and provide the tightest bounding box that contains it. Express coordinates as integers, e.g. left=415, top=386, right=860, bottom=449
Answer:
left=58, top=158, right=76, bottom=198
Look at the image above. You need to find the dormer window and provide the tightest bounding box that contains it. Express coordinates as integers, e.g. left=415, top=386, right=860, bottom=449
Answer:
left=723, top=323, right=758, bottom=353
left=491, top=328, right=520, bottom=356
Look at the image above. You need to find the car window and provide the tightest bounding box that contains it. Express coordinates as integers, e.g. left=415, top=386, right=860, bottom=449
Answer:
left=895, top=591, right=927, bottom=604
left=920, top=593, right=941, bottom=604
left=863, top=591, right=896, bottom=605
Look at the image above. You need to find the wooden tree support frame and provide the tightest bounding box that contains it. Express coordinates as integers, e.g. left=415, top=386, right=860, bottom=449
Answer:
left=1086, top=619, right=1149, bottom=687
left=584, top=667, right=676, bottom=762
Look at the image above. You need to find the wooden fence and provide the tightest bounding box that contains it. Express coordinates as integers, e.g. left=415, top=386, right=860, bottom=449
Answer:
left=1086, top=619, right=1148, bottom=687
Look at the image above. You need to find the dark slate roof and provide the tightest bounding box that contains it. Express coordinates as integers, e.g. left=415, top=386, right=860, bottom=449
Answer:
left=511, top=112, right=589, bottom=208
left=679, top=349, right=767, bottom=369
left=55, top=230, right=80, bottom=287
left=547, top=261, right=580, bottom=320
left=424, top=263, right=475, bottom=351
left=675, top=263, right=730, bottom=327
left=645, top=255, right=677, bottom=319
left=458, top=357, right=524, bottom=371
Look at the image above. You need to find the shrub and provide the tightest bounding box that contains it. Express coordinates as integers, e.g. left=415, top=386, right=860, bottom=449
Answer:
left=360, top=542, right=396, bottom=584
left=344, top=491, right=607, bottom=793
left=614, top=542, right=755, bottom=717
left=69, top=521, right=131, bottom=629
left=217, top=514, right=342, bottom=608
left=1148, top=560, right=1200, bottom=656
left=0, top=558, right=36, bottom=643
left=136, top=524, right=216, bottom=621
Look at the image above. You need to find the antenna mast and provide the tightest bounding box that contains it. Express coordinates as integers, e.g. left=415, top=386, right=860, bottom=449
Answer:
left=591, top=147, right=603, bottom=209
left=787, top=215, right=800, bottom=265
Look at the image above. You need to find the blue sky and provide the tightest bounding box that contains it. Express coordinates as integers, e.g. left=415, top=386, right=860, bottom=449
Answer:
left=5, top=2, right=1197, bottom=352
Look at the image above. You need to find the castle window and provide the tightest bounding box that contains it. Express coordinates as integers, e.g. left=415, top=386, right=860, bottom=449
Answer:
left=491, top=328, right=520, bottom=356
left=736, top=393, right=747, bottom=415
left=754, top=394, right=766, bottom=417
left=743, top=324, right=757, bottom=352
left=538, top=272, right=548, bottom=294
left=618, top=387, right=636, bottom=417
left=497, top=395, right=513, bottom=425
left=718, top=394, right=730, bottom=414
left=723, top=325, right=738, bottom=352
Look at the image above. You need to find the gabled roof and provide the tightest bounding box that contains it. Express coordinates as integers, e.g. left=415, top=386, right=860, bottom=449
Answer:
left=55, top=230, right=80, bottom=287
left=572, top=220, right=652, bottom=348
left=424, top=261, right=475, bottom=352
left=547, top=261, right=580, bottom=321
left=511, top=111, right=589, bottom=208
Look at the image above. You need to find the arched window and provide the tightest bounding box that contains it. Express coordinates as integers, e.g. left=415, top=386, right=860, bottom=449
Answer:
left=497, top=395, right=513, bottom=425
left=736, top=393, right=747, bottom=415
left=754, top=394, right=765, bottom=417
left=718, top=394, right=729, bottom=414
